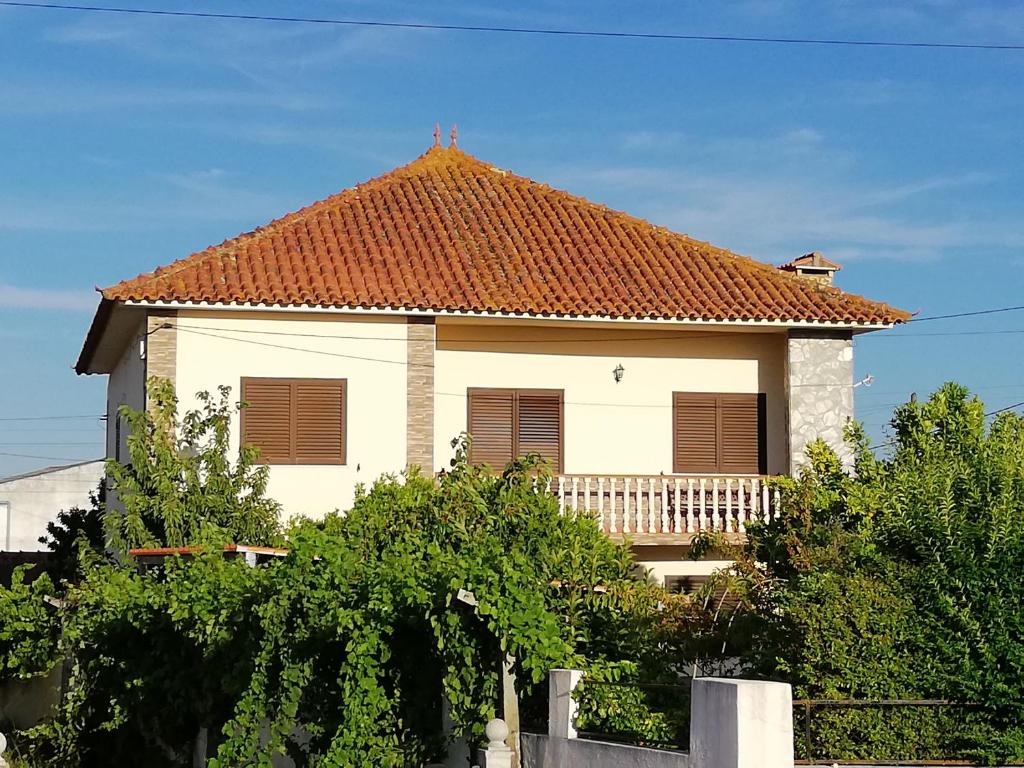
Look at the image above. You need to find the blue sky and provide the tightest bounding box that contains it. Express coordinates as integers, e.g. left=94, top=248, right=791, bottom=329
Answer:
left=1, top=0, right=1023, bottom=478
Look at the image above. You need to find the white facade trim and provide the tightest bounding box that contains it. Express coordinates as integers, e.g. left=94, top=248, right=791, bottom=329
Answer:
left=121, top=299, right=897, bottom=332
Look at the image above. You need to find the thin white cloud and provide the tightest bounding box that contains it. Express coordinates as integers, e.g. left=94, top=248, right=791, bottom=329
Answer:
left=551, top=129, right=1019, bottom=265
left=0, top=83, right=324, bottom=116
left=0, top=283, right=98, bottom=312
left=0, top=168, right=301, bottom=233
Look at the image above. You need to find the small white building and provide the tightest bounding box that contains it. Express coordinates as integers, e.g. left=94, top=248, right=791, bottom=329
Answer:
left=0, top=460, right=104, bottom=552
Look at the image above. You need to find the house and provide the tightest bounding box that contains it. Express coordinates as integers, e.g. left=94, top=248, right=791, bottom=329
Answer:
left=74, top=138, right=908, bottom=583
left=0, top=459, right=104, bottom=552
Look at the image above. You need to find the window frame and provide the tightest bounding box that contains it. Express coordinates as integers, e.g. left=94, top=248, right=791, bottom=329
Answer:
left=672, top=391, right=767, bottom=475
left=240, top=376, right=348, bottom=466
left=465, top=387, right=564, bottom=473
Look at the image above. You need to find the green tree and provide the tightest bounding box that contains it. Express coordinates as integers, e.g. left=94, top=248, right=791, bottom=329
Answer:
left=740, top=383, right=1024, bottom=763
left=37, top=483, right=107, bottom=586
left=105, top=378, right=281, bottom=553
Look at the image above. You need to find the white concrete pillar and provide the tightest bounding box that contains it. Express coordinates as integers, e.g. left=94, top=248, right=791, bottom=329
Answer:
left=690, top=678, right=794, bottom=768
left=480, top=718, right=513, bottom=768
left=548, top=669, right=583, bottom=740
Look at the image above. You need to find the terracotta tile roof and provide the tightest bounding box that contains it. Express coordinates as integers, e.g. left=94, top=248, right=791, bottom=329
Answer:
left=102, top=145, right=908, bottom=325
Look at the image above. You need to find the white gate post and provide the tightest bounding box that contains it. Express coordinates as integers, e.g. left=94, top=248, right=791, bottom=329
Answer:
left=548, top=669, right=583, bottom=740
left=0, top=730, right=8, bottom=768
left=480, top=718, right=513, bottom=768
left=689, top=678, right=794, bottom=768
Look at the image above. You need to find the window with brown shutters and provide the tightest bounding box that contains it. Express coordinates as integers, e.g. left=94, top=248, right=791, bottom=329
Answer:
left=241, top=377, right=347, bottom=465
left=673, top=392, right=765, bottom=474
left=467, top=388, right=563, bottom=472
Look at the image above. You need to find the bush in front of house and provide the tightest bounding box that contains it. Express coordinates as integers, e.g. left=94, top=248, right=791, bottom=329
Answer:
left=105, top=378, right=282, bottom=554
left=15, top=435, right=663, bottom=767
left=738, top=383, right=1024, bottom=764
left=0, top=567, right=59, bottom=682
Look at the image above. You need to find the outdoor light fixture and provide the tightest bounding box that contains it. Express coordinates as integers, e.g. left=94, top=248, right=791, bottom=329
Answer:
left=612, top=363, right=625, bottom=383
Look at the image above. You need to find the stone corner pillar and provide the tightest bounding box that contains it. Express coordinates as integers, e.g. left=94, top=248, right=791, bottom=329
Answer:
left=690, top=678, right=794, bottom=768
left=145, top=309, right=178, bottom=397
left=406, top=317, right=436, bottom=473
left=786, top=329, right=853, bottom=472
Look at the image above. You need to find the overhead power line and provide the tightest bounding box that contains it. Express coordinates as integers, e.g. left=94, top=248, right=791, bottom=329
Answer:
left=861, top=329, right=1024, bottom=339
left=1, top=1, right=1023, bottom=51
left=0, top=450, right=99, bottom=461
left=0, top=415, right=103, bottom=422
left=908, top=305, right=1024, bottom=323
left=0, top=442, right=104, bottom=446
left=163, top=321, right=1024, bottom=347
left=986, top=400, right=1024, bottom=417
left=869, top=400, right=1024, bottom=451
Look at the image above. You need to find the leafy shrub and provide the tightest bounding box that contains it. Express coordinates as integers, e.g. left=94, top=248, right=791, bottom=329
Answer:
left=20, top=439, right=658, bottom=767
left=742, top=383, right=1024, bottom=764
left=0, top=566, right=59, bottom=681
left=105, top=379, right=281, bottom=553
left=37, top=483, right=106, bottom=586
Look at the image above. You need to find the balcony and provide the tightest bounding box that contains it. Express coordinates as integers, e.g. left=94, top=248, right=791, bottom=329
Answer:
left=554, top=474, right=780, bottom=544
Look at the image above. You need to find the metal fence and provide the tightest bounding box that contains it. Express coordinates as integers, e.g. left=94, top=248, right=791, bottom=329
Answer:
left=533, top=676, right=1019, bottom=767
left=573, top=679, right=691, bottom=751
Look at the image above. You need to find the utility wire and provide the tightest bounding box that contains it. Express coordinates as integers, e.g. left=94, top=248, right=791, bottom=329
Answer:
left=868, top=400, right=1024, bottom=451
left=0, top=450, right=99, bottom=461
left=168, top=322, right=751, bottom=346
left=861, top=329, right=1024, bottom=339
left=907, top=305, right=1024, bottom=323
left=165, top=321, right=1024, bottom=345
left=171, top=325, right=859, bottom=394
left=0, top=415, right=104, bottom=422
left=1, top=1, right=1023, bottom=51
left=0, top=442, right=104, bottom=446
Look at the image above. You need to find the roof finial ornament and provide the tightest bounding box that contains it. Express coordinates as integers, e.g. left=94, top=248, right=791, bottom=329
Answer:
left=449, top=124, right=458, bottom=147
left=433, top=123, right=441, bottom=147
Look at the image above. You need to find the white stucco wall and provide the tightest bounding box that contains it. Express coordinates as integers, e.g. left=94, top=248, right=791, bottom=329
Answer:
left=433, top=322, right=788, bottom=477
left=172, top=310, right=409, bottom=518
left=105, top=316, right=146, bottom=461
left=101, top=310, right=791, bottom=532
left=0, top=460, right=105, bottom=551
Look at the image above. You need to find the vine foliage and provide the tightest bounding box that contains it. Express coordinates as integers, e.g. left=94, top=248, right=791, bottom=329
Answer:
left=20, top=437, right=657, bottom=767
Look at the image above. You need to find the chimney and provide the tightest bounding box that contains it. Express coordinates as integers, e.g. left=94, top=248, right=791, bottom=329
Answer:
left=778, top=251, right=841, bottom=286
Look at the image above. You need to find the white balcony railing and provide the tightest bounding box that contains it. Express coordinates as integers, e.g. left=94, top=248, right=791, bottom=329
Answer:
left=554, top=474, right=780, bottom=538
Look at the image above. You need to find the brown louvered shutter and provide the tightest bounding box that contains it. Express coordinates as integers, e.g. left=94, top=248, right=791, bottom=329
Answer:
left=295, top=379, right=347, bottom=465
left=719, top=394, right=763, bottom=474
left=241, top=378, right=294, bottom=464
left=242, top=377, right=347, bottom=465
left=673, top=392, right=765, bottom=474
left=517, top=391, right=563, bottom=472
left=468, top=390, right=515, bottom=469
left=673, top=393, right=720, bottom=473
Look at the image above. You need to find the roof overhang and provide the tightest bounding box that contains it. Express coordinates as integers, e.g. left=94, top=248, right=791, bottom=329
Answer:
left=120, top=299, right=902, bottom=333
left=75, top=297, right=147, bottom=375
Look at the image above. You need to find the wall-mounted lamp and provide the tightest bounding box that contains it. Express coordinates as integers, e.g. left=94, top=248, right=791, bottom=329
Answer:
left=612, top=363, right=625, bottom=383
